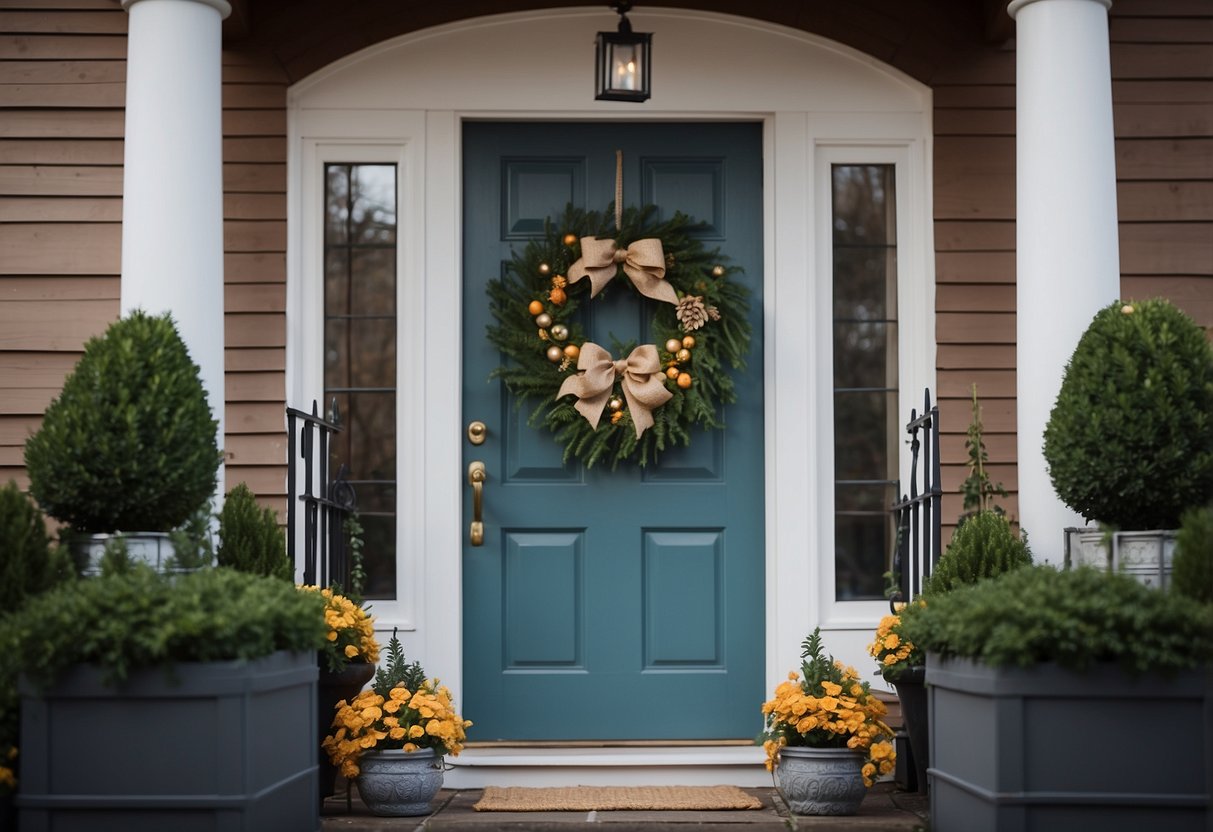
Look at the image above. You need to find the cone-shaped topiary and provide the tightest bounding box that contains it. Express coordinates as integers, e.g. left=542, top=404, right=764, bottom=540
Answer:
left=1173, top=504, right=1213, bottom=605
left=0, top=481, right=73, bottom=610
left=216, top=483, right=291, bottom=581
left=1043, top=299, right=1213, bottom=531
left=923, top=511, right=1032, bottom=597
left=24, top=310, right=220, bottom=533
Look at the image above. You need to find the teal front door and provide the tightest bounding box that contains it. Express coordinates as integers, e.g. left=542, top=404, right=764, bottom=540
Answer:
left=462, top=122, right=764, bottom=740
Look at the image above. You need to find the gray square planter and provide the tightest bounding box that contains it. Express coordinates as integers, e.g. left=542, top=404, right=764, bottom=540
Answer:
left=17, top=650, right=319, bottom=832
left=926, top=655, right=1212, bottom=832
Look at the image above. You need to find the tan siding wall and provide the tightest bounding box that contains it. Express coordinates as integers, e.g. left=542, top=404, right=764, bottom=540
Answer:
left=1111, top=3, right=1213, bottom=329
left=0, top=4, right=125, bottom=490
left=932, top=44, right=1019, bottom=542
left=221, top=46, right=289, bottom=507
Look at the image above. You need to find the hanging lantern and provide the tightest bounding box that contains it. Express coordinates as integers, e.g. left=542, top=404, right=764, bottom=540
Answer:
left=595, top=2, right=652, bottom=103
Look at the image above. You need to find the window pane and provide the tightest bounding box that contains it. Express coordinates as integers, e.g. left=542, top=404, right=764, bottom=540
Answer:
left=324, top=163, right=398, bottom=600
left=832, top=163, right=897, bottom=602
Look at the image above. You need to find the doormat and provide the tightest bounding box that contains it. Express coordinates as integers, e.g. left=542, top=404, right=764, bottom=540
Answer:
left=473, top=785, right=763, bottom=812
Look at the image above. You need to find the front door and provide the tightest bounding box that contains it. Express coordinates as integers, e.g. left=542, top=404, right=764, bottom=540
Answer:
left=461, top=122, right=763, bottom=740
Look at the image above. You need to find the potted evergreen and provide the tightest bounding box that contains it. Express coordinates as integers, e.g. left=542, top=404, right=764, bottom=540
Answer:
left=899, top=565, right=1213, bottom=830
left=1044, top=299, right=1213, bottom=586
left=2, top=561, right=328, bottom=830
left=23, top=310, right=221, bottom=572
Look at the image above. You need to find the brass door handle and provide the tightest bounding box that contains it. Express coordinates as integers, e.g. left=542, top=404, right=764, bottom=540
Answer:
left=468, top=460, right=486, bottom=546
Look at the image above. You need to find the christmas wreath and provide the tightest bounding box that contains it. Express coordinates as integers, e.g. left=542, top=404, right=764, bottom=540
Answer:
left=486, top=204, right=751, bottom=468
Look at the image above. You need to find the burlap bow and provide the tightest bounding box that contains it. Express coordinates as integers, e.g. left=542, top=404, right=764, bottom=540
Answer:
left=567, top=237, right=678, bottom=306
left=557, top=342, right=673, bottom=438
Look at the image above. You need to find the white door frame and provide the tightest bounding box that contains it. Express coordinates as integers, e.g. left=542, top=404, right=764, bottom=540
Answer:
left=287, top=7, right=934, bottom=781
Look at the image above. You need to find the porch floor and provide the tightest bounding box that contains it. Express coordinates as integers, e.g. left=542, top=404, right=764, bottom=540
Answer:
left=320, top=783, right=928, bottom=831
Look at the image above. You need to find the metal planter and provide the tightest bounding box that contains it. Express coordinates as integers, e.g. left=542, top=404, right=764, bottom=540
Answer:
left=17, top=650, right=319, bottom=832
left=927, top=655, right=1212, bottom=832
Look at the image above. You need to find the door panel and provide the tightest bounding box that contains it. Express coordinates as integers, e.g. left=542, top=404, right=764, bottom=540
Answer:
left=462, top=121, right=763, bottom=740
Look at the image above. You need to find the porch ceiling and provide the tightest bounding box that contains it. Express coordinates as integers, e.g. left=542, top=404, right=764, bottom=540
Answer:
left=224, top=0, right=1013, bottom=86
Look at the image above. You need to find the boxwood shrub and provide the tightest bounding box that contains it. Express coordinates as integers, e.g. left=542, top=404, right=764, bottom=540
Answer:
left=24, top=311, right=221, bottom=533
left=900, top=565, right=1213, bottom=675
left=3, top=566, right=328, bottom=692
left=1043, top=298, right=1213, bottom=531
left=217, top=483, right=291, bottom=581
left=1173, top=504, right=1213, bottom=605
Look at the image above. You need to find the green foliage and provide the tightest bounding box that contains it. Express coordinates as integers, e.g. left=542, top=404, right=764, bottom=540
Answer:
left=1043, top=299, right=1213, bottom=530
left=899, top=565, right=1213, bottom=674
left=1, top=565, right=328, bottom=692
left=1173, top=504, right=1213, bottom=605
left=487, top=204, right=751, bottom=468
left=924, top=511, right=1032, bottom=596
left=960, top=384, right=1007, bottom=522
left=343, top=511, right=367, bottom=606
left=167, top=506, right=215, bottom=570
left=24, top=310, right=221, bottom=533
left=372, top=629, right=426, bottom=697
left=216, top=483, right=291, bottom=581
left=0, top=481, right=73, bottom=610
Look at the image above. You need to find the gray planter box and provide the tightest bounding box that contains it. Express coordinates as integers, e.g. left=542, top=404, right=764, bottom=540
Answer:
left=927, top=655, right=1212, bottom=832
left=17, top=650, right=319, bottom=832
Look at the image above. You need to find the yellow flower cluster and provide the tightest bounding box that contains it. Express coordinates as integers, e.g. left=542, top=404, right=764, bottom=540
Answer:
left=868, top=614, right=915, bottom=668
left=322, top=680, right=472, bottom=778
left=0, top=746, right=15, bottom=792
left=300, top=585, right=379, bottom=670
left=866, top=604, right=923, bottom=680
left=760, top=630, right=895, bottom=787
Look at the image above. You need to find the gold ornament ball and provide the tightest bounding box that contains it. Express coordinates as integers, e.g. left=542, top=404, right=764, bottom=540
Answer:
left=538, top=262, right=551, bottom=275
left=535, top=312, right=553, bottom=329
left=527, top=300, right=544, bottom=316
left=677, top=372, right=693, bottom=389
left=608, top=397, right=623, bottom=412
left=666, top=367, right=680, bottom=380
left=676, top=348, right=691, bottom=363
left=564, top=344, right=580, bottom=360
left=682, top=335, right=696, bottom=349
left=711, top=265, right=725, bottom=277
left=546, top=345, right=564, bottom=363
left=550, top=324, right=569, bottom=341
left=563, top=233, right=578, bottom=246
left=664, top=338, right=682, bottom=354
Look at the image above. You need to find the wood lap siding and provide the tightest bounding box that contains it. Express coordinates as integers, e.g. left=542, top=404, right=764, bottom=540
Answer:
left=222, top=46, right=289, bottom=517
left=0, top=2, right=125, bottom=490
left=0, top=4, right=291, bottom=515
left=1111, top=2, right=1213, bottom=329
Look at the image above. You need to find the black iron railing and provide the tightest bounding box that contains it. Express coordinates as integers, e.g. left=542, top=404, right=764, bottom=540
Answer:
left=286, top=400, right=357, bottom=589
left=889, top=389, right=943, bottom=610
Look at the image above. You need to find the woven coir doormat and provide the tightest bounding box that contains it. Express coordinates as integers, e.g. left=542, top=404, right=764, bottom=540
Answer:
left=473, top=785, right=763, bottom=812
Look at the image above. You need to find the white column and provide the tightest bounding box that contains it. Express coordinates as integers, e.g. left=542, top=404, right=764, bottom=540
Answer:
left=1008, top=0, right=1120, bottom=560
left=121, top=0, right=231, bottom=495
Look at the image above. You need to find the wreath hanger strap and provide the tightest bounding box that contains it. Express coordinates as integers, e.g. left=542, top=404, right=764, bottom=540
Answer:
left=567, top=237, right=677, bottom=305
left=557, top=342, right=672, bottom=438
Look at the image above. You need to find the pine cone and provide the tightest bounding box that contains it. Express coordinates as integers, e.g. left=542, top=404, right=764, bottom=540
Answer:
left=551, top=274, right=568, bottom=289
left=676, top=295, right=709, bottom=331
left=707, top=306, right=721, bottom=321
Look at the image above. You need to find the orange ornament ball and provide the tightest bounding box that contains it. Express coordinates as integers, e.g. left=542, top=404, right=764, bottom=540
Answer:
left=564, top=344, right=580, bottom=360
left=682, top=335, right=696, bottom=349
left=563, top=233, right=578, bottom=246
left=676, top=373, right=692, bottom=389
left=550, top=287, right=567, bottom=305
left=527, top=300, right=544, bottom=316
left=666, top=367, right=680, bottom=380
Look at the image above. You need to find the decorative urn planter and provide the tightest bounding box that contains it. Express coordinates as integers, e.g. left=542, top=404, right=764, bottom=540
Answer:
left=356, top=748, right=444, bottom=817
left=887, top=665, right=928, bottom=794
left=1067, top=528, right=1177, bottom=589
left=775, top=746, right=867, bottom=816
left=17, top=650, right=319, bottom=832
left=927, top=655, right=1212, bottom=831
